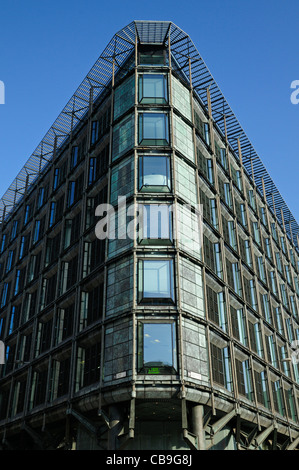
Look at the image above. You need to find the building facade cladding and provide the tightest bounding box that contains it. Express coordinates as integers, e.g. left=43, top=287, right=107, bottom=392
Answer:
left=0, top=23, right=298, bottom=451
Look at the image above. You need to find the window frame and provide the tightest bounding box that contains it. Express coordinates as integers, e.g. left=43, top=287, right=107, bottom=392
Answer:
left=138, top=112, right=169, bottom=146
left=137, top=320, right=177, bottom=375
left=138, top=258, right=175, bottom=304
left=138, top=73, right=168, bottom=104
left=138, top=155, right=171, bottom=193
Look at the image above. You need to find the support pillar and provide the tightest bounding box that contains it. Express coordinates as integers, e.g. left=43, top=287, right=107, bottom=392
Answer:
left=192, top=405, right=205, bottom=450
left=107, top=405, right=124, bottom=450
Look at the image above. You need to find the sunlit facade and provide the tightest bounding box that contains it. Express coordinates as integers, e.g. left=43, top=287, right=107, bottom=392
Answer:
left=0, top=21, right=299, bottom=450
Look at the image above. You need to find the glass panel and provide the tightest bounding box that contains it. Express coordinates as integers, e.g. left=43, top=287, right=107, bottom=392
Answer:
left=139, top=204, right=172, bottom=245
left=139, top=74, right=167, bottom=104
left=112, top=113, right=135, bottom=160
left=139, top=156, right=171, bottom=192
left=114, top=75, right=135, bottom=120
left=139, top=113, right=169, bottom=145
left=143, top=260, right=172, bottom=298
left=139, top=50, right=165, bottom=65
left=142, top=323, right=177, bottom=374
left=139, top=259, right=174, bottom=302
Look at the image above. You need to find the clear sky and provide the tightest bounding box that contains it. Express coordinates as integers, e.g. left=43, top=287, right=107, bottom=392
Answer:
left=0, top=0, right=298, bottom=222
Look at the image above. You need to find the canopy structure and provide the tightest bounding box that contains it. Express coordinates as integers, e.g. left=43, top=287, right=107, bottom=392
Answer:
left=1, top=20, right=298, bottom=250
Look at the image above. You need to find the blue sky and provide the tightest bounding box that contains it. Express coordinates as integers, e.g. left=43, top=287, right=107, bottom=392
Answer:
left=0, top=0, right=298, bottom=222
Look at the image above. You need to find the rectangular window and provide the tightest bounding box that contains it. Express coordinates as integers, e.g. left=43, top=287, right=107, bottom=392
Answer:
left=271, top=222, right=278, bottom=242
left=70, top=146, right=79, bottom=169
left=206, top=287, right=227, bottom=332
left=138, top=74, right=168, bottom=104
left=50, top=357, right=71, bottom=401
left=265, top=238, right=272, bottom=260
left=257, top=256, right=266, bottom=283
left=33, top=217, right=45, bottom=244
left=138, top=204, right=173, bottom=245
left=91, top=121, right=99, bottom=145
left=231, top=307, right=247, bottom=346
left=235, top=357, right=253, bottom=401
left=53, top=162, right=66, bottom=191
left=6, top=250, right=15, bottom=273
left=271, top=379, right=285, bottom=416
left=67, top=181, right=76, bottom=208
left=248, top=189, right=256, bottom=212
left=138, top=113, right=169, bottom=146
left=228, top=220, right=237, bottom=250
left=49, top=202, right=56, bottom=228
left=19, top=235, right=29, bottom=260
left=240, top=204, right=247, bottom=228
left=244, top=240, right=252, bottom=267
left=24, top=204, right=32, bottom=226
left=10, top=220, right=19, bottom=241
left=285, top=265, right=292, bottom=286
left=37, top=187, right=47, bottom=210
left=254, top=368, right=270, bottom=409
left=248, top=318, right=264, bottom=357
left=64, top=213, right=81, bottom=249
left=285, top=317, right=294, bottom=343
left=139, top=49, right=166, bottom=66
left=88, top=157, right=97, bottom=185
left=210, top=199, right=218, bottom=229
left=260, top=207, right=267, bottom=226
left=67, top=174, right=84, bottom=208
left=138, top=259, right=175, bottom=304
left=286, top=388, right=297, bottom=421
left=280, top=283, right=289, bottom=309
left=138, top=322, right=177, bottom=375
left=274, top=307, right=284, bottom=335
left=54, top=304, right=74, bottom=344
left=75, top=340, right=101, bottom=391
left=139, top=155, right=171, bottom=192
left=267, top=335, right=278, bottom=368
left=252, top=221, right=260, bottom=245
left=29, top=369, right=48, bottom=409
left=0, top=234, right=7, bottom=253
left=232, top=263, right=242, bottom=296
left=261, top=293, right=272, bottom=324
left=79, top=285, right=103, bottom=331
left=210, top=342, right=233, bottom=392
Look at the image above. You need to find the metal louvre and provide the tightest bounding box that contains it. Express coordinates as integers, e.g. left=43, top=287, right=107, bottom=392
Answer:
left=0, top=20, right=298, bottom=251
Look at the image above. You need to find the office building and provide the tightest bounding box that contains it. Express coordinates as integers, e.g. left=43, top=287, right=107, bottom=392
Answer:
left=0, top=21, right=299, bottom=450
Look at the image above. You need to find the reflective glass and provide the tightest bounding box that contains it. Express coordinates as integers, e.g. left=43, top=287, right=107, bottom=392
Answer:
left=141, top=322, right=177, bottom=374
left=138, top=74, right=167, bottom=104
left=138, top=259, right=174, bottom=303
left=139, top=113, right=169, bottom=145
left=143, top=323, right=175, bottom=367
left=139, top=204, right=172, bottom=245
left=139, top=156, right=171, bottom=192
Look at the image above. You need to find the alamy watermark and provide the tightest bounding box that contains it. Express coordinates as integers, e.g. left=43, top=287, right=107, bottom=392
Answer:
left=94, top=197, right=203, bottom=252
left=290, top=80, right=299, bottom=104
left=0, top=81, right=4, bottom=105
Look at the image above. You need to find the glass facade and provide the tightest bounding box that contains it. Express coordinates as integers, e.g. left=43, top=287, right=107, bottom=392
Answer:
left=0, top=22, right=299, bottom=451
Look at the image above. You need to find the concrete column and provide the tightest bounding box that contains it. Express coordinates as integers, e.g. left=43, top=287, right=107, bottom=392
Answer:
left=107, top=405, right=124, bottom=450
left=192, top=404, right=205, bottom=450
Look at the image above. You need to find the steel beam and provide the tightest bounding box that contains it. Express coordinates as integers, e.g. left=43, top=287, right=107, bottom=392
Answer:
left=208, top=408, right=237, bottom=437
left=66, top=408, right=98, bottom=435
left=253, top=423, right=275, bottom=448
left=286, top=434, right=299, bottom=450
